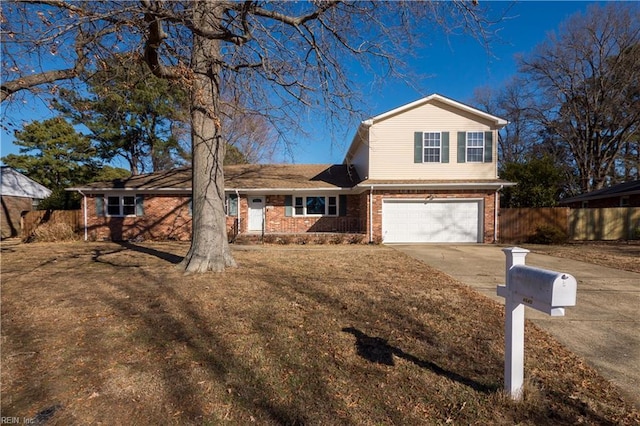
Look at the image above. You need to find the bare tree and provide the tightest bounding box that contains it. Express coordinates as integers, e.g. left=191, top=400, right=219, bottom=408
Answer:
left=519, top=3, right=640, bottom=192
left=473, top=77, right=539, bottom=165
left=2, top=1, right=503, bottom=272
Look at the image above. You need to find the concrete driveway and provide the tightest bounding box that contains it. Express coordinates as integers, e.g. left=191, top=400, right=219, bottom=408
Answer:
left=391, top=244, right=640, bottom=408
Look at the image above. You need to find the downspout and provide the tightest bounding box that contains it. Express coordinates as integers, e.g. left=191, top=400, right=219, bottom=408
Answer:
left=369, top=185, right=374, bottom=243
left=235, top=189, right=241, bottom=235
left=78, top=190, right=88, bottom=241
left=494, top=185, right=503, bottom=243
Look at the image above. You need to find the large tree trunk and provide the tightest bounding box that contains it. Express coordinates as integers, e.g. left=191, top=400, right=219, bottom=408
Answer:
left=180, top=1, right=236, bottom=273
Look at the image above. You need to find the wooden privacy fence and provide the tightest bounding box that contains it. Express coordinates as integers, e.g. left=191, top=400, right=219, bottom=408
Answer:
left=569, top=207, right=640, bottom=241
left=499, top=208, right=570, bottom=243
left=21, top=209, right=82, bottom=238
left=499, top=207, right=640, bottom=243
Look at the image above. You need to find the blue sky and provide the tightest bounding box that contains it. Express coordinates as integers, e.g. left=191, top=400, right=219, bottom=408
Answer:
left=0, top=1, right=612, bottom=168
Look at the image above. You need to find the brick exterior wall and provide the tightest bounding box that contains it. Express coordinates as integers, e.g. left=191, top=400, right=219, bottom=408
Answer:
left=262, top=195, right=363, bottom=234
left=85, top=194, right=192, bottom=241
left=83, top=190, right=497, bottom=243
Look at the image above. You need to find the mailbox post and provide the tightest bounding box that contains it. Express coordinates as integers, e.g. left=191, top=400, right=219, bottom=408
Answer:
left=497, top=247, right=577, bottom=400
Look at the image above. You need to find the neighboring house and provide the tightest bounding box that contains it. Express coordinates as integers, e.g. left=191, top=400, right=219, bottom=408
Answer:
left=68, top=94, right=513, bottom=243
left=560, top=180, right=640, bottom=208
left=1, top=166, right=52, bottom=238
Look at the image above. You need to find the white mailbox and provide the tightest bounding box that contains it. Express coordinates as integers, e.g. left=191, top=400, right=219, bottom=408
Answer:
left=497, top=247, right=578, bottom=400
left=504, top=265, right=577, bottom=316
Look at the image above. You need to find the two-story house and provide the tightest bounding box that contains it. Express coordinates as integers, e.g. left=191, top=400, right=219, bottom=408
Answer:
left=68, top=94, right=513, bottom=243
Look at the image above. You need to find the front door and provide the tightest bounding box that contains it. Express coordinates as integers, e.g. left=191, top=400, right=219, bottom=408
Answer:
left=248, top=196, right=265, bottom=232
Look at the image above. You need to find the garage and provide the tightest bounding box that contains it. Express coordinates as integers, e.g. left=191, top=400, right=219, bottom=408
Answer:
left=382, top=199, right=482, bottom=243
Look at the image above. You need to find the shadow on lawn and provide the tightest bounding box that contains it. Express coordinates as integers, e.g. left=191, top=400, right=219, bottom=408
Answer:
left=342, top=327, right=498, bottom=394
left=117, top=242, right=184, bottom=264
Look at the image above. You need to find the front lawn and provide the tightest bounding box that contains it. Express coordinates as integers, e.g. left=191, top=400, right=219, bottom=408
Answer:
left=1, top=241, right=637, bottom=425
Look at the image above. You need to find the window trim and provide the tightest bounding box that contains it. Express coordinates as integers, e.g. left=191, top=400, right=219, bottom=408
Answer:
left=103, top=194, right=141, bottom=217
left=292, top=195, right=339, bottom=217
left=422, top=131, right=442, bottom=163
left=466, top=131, right=485, bottom=163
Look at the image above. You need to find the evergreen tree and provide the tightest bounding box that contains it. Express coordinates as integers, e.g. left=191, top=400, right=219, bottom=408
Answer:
left=54, top=54, right=190, bottom=175
left=500, top=156, right=568, bottom=208
left=2, top=117, right=129, bottom=209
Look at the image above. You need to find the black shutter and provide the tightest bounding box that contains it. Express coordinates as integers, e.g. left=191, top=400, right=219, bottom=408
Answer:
left=339, top=194, right=347, bottom=216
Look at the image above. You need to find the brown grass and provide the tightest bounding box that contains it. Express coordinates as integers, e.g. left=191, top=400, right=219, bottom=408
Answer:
left=1, top=241, right=638, bottom=425
left=525, top=241, right=640, bottom=273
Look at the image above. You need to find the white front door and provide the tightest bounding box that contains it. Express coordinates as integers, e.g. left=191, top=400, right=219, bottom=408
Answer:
left=248, top=196, right=265, bottom=232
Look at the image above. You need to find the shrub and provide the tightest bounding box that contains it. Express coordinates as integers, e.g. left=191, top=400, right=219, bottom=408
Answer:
left=261, top=234, right=278, bottom=244
left=329, top=234, right=345, bottom=244
left=25, top=222, right=77, bottom=243
left=527, top=225, right=568, bottom=245
left=277, top=234, right=292, bottom=245
left=313, top=234, right=329, bottom=245
left=295, top=235, right=311, bottom=245
left=348, top=234, right=365, bottom=244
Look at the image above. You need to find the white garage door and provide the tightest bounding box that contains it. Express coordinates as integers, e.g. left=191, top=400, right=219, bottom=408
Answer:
left=382, top=199, right=482, bottom=243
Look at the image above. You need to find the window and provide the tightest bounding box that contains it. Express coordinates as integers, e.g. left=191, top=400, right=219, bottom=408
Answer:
left=423, top=132, right=441, bottom=162
left=292, top=196, right=338, bottom=216
left=328, top=196, right=337, bottom=215
left=101, top=195, right=143, bottom=217
left=620, top=196, right=630, bottom=207
left=226, top=194, right=238, bottom=216
left=466, top=132, right=484, bottom=162
left=294, top=197, right=304, bottom=215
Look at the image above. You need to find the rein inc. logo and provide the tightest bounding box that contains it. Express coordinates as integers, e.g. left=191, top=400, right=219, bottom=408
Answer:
left=1, top=418, right=34, bottom=424
left=1, top=405, right=61, bottom=424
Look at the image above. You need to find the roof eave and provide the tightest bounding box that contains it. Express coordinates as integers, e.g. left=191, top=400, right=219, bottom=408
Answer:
left=355, top=181, right=516, bottom=191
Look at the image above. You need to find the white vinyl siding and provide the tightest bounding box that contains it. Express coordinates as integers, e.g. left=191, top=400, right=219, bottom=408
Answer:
left=367, top=100, right=497, bottom=180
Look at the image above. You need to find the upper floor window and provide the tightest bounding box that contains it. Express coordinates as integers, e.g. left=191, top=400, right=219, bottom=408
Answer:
left=620, top=196, right=630, bottom=207
left=423, top=132, right=441, bottom=163
left=414, top=131, right=449, bottom=163
left=466, top=132, right=484, bottom=162
left=457, top=131, right=492, bottom=163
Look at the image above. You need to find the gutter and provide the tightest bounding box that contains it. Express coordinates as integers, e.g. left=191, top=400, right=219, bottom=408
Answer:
left=356, top=182, right=516, bottom=191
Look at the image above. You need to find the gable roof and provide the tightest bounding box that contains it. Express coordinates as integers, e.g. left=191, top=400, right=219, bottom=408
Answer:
left=560, top=180, right=640, bottom=204
left=0, top=166, right=52, bottom=199
left=366, top=93, right=508, bottom=126
left=67, top=164, right=362, bottom=193
left=344, top=93, right=508, bottom=163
